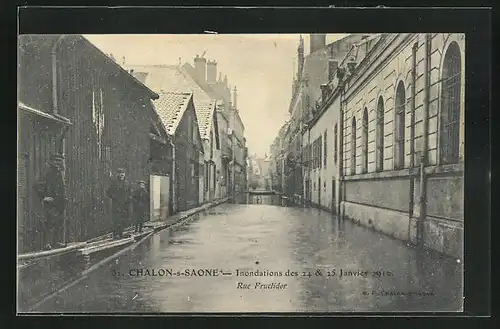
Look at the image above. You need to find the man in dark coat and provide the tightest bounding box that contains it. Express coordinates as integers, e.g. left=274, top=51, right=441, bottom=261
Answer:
left=106, top=168, right=131, bottom=239
left=35, top=154, right=66, bottom=250
left=132, top=180, right=149, bottom=233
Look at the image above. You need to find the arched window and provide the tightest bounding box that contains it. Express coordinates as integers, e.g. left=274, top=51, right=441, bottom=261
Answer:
left=440, top=42, right=461, bottom=165
left=394, top=81, right=406, bottom=169
left=323, top=130, right=327, bottom=168
left=334, top=124, right=338, bottom=164
left=376, top=97, right=385, bottom=171
left=362, top=108, right=369, bottom=173
left=351, top=117, right=356, bottom=175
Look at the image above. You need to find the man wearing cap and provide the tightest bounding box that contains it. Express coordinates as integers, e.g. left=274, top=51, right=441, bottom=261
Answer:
left=34, top=154, right=66, bottom=250
left=132, top=180, right=149, bottom=233
left=106, top=168, right=131, bottom=239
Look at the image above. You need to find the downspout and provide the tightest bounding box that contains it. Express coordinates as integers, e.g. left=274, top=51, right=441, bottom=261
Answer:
left=338, top=84, right=345, bottom=219
left=418, top=33, right=431, bottom=249
left=408, top=40, right=418, bottom=243
left=307, top=124, right=311, bottom=206
left=170, top=137, right=177, bottom=214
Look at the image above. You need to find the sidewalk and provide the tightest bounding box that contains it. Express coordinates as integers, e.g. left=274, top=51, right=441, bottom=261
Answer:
left=17, top=197, right=229, bottom=311
left=143, top=197, right=230, bottom=232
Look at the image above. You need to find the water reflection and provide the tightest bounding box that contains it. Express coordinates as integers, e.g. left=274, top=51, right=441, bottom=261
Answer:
left=33, top=203, right=462, bottom=313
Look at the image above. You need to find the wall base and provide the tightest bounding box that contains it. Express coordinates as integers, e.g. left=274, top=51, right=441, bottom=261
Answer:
left=342, top=201, right=463, bottom=258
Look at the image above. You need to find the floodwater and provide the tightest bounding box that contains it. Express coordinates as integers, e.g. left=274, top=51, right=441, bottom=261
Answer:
left=33, top=196, right=463, bottom=313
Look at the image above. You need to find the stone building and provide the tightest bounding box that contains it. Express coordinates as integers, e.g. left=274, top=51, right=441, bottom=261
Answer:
left=302, top=33, right=464, bottom=258
left=285, top=34, right=372, bottom=204
left=302, top=34, right=383, bottom=213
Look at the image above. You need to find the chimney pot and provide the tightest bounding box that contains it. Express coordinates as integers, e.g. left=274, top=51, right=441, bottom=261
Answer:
left=347, top=61, right=357, bottom=74
left=320, top=84, right=330, bottom=104
left=328, top=60, right=339, bottom=81
left=310, top=34, right=326, bottom=54
left=194, top=55, right=207, bottom=83
left=207, top=59, right=217, bottom=84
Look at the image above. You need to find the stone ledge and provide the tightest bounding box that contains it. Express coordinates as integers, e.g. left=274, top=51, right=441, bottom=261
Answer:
left=343, top=163, right=464, bottom=182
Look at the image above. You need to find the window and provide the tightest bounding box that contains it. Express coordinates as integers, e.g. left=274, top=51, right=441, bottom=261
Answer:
left=394, top=81, right=406, bottom=169
left=362, top=108, right=368, bottom=173
left=318, top=137, right=322, bottom=169
left=334, top=124, right=338, bottom=164
left=376, top=97, right=385, bottom=171
left=210, top=131, right=214, bottom=159
left=205, top=164, right=209, bottom=192
left=351, top=117, right=356, bottom=175
left=323, top=130, right=327, bottom=168
left=440, top=42, right=461, bottom=165
left=213, top=165, right=216, bottom=188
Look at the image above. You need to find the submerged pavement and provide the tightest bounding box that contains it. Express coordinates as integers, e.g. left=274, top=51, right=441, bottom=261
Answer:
left=33, top=201, right=463, bottom=313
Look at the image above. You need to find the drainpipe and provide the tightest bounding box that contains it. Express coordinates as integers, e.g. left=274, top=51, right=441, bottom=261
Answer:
left=170, top=137, right=177, bottom=214
left=338, top=85, right=345, bottom=219
left=417, top=33, right=431, bottom=249
left=408, top=40, right=418, bottom=243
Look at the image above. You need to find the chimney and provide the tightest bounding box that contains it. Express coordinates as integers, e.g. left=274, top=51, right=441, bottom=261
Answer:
left=328, top=60, right=338, bottom=81
left=224, top=74, right=228, bottom=87
left=310, top=34, right=326, bottom=54
left=320, top=84, right=330, bottom=104
left=207, top=60, right=217, bottom=84
left=194, top=54, right=207, bottom=83
left=233, top=86, right=238, bottom=109
left=347, top=61, right=357, bottom=74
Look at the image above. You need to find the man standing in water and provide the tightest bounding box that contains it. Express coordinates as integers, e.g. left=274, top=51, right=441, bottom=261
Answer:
left=132, top=180, right=149, bottom=233
left=106, top=168, right=131, bottom=239
left=35, top=154, right=67, bottom=250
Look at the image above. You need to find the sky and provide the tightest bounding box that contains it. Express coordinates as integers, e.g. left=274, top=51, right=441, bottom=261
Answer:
left=85, top=34, right=348, bottom=158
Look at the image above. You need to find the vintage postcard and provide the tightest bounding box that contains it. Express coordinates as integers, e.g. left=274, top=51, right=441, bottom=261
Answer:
left=17, top=32, right=465, bottom=313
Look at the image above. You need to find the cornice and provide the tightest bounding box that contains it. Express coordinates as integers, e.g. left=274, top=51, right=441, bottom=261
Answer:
left=344, top=34, right=416, bottom=101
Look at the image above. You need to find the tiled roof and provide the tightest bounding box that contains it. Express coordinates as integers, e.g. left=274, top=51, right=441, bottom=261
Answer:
left=151, top=91, right=193, bottom=135
left=193, top=99, right=217, bottom=140
left=126, top=64, right=212, bottom=104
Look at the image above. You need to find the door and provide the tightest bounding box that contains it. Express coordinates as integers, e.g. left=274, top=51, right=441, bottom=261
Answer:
left=150, top=175, right=161, bottom=221
left=160, top=175, right=170, bottom=220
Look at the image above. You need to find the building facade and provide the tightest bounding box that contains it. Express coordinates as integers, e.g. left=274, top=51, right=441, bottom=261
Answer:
left=284, top=34, right=372, bottom=204
left=18, top=35, right=159, bottom=251
left=151, top=92, right=204, bottom=212
left=297, top=33, right=464, bottom=258
left=339, top=33, right=464, bottom=258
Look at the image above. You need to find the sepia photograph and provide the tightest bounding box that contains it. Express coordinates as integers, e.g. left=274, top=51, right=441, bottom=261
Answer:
left=17, top=32, right=465, bottom=313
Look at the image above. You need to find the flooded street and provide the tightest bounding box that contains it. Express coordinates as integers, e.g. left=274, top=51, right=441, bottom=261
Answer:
left=35, top=200, right=463, bottom=313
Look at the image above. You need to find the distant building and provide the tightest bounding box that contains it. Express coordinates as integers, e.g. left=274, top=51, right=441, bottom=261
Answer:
left=182, top=57, right=248, bottom=198
left=285, top=34, right=371, bottom=204
left=151, top=92, right=204, bottom=212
